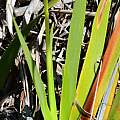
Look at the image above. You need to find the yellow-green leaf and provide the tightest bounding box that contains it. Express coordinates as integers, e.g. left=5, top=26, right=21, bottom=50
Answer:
left=60, top=0, right=86, bottom=120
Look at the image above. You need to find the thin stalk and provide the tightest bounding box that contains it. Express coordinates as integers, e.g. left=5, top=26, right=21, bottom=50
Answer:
left=43, top=0, right=57, bottom=119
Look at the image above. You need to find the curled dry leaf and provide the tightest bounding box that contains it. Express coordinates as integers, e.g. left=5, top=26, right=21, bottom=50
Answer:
left=24, top=0, right=43, bottom=24
left=6, top=0, right=16, bottom=34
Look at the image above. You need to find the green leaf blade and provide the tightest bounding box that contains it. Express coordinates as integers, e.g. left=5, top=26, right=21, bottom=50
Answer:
left=13, top=17, right=51, bottom=120
left=60, top=0, right=86, bottom=119
left=70, top=0, right=112, bottom=119
left=0, top=14, right=41, bottom=89
left=0, top=0, right=59, bottom=90
left=108, top=88, right=120, bottom=119
left=81, top=7, right=120, bottom=119
left=44, top=0, right=57, bottom=118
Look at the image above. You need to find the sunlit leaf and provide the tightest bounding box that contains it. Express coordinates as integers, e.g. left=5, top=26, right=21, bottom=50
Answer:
left=60, top=0, right=86, bottom=119
left=83, top=10, right=120, bottom=119
left=43, top=0, right=57, bottom=118
left=70, top=0, right=112, bottom=119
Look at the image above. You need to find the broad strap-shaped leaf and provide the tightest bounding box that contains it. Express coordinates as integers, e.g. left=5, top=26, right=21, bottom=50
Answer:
left=70, top=0, right=112, bottom=119
left=13, top=17, right=51, bottom=120
left=82, top=10, right=120, bottom=119
left=60, top=0, right=86, bottom=120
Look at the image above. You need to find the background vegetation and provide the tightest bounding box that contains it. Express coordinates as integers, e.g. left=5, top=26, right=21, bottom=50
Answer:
left=0, top=0, right=120, bottom=120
